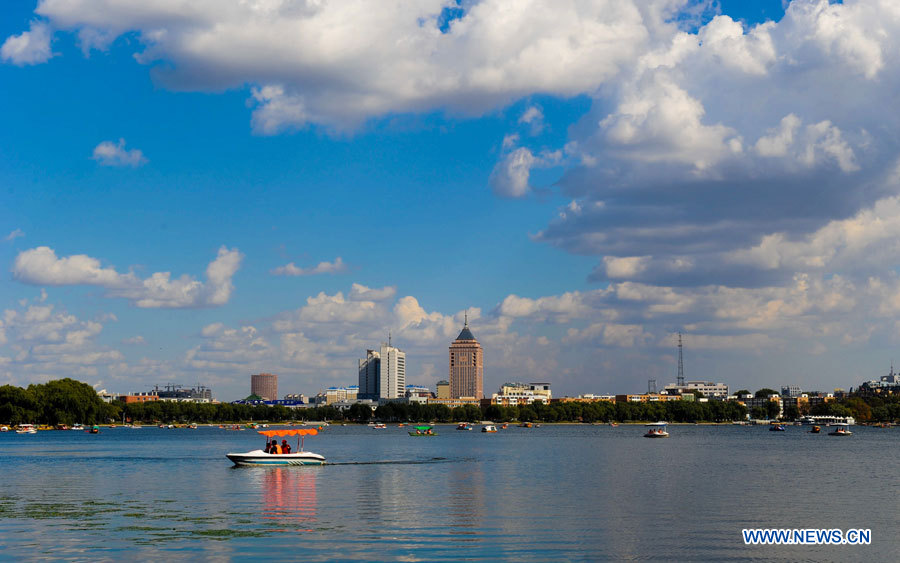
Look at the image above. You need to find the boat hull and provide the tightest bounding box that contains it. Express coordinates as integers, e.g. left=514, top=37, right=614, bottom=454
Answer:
left=226, top=449, right=325, bottom=466
left=643, top=432, right=669, bottom=438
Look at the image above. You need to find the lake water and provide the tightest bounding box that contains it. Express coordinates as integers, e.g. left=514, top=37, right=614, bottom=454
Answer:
left=0, top=424, right=894, bottom=561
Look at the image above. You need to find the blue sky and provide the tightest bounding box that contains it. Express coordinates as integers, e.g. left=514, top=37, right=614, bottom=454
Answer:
left=4, top=0, right=900, bottom=400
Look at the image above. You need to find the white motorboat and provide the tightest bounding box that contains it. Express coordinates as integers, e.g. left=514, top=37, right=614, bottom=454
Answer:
left=828, top=423, right=853, bottom=436
left=643, top=422, right=669, bottom=438
left=15, top=424, right=37, bottom=434
left=481, top=425, right=498, bottom=433
left=227, top=428, right=325, bottom=466
left=226, top=449, right=326, bottom=466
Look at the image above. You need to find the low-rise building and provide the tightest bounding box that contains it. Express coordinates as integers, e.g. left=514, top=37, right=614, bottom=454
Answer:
left=615, top=393, right=683, bottom=403
left=426, top=397, right=481, bottom=408
left=663, top=380, right=729, bottom=398
left=117, top=393, right=159, bottom=403
left=324, top=386, right=359, bottom=405
left=552, top=394, right=616, bottom=403
left=490, top=382, right=552, bottom=406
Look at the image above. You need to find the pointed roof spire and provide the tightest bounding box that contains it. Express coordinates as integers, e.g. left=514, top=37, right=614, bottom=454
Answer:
left=456, top=309, right=476, bottom=341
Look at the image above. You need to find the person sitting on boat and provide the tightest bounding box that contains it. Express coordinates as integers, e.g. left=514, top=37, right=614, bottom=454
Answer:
left=281, top=439, right=291, bottom=454
left=270, top=440, right=282, bottom=454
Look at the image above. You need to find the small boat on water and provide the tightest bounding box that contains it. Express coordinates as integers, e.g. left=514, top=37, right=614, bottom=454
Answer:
left=408, top=425, right=437, bottom=436
left=808, top=425, right=821, bottom=434
left=372, top=423, right=387, bottom=429
left=71, top=424, right=84, bottom=431
left=769, top=424, right=786, bottom=432
left=482, top=425, right=498, bottom=433
left=15, top=424, right=37, bottom=434
left=829, top=423, right=853, bottom=436
left=643, top=422, right=669, bottom=438
left=226, top=428, right=325, bottom=466
left=88, top=425, right=100, bottom=434
left=501, top=423, right=508, bottom=429
left=519, top=422, right=533, bottom=428
left=0, top=426, right=7, bottom=432
left=456, top=422, right=473, bottom=431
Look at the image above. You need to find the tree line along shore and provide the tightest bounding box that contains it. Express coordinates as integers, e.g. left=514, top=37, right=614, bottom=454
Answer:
left=2, top=378, right=899, bottom=427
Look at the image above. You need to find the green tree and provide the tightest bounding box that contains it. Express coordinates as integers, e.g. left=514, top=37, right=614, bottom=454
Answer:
left=755, top=388, right=779, bottom=398
left=781, top=405, right=800, bottom=421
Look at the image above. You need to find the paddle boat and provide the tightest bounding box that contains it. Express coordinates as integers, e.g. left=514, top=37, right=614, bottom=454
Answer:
left=519, top=422, right=533, bottom=428
left=481, top=425, right=498, bottom=433
left=808, top=425, right=821, bottom=434
left=372, top=423, right=387, bottom=429
left=456, top=422, right=473, bottom=431
left=769, top=423, right=786, bottom=432
left=88, top=425, right=100, bottom=434
left=408, top=425, right=437, bottom=436
left=828, top=423, right=853, bottom=436
left=15, top=424, right=37, bottom=434
left=0, top=426, right=7, bottom=432
left=226, top=428, right=325, bottom=466
left=643, top=422, right=669, bottom=438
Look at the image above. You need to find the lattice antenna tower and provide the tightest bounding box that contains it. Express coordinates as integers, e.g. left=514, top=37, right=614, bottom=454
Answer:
left=677, top=332, right=685, bottom=387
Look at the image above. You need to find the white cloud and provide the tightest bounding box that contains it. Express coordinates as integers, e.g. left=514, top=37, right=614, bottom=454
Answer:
left=348, top=283, right=396, bottom=302
left=519, top=105, right=544, bottom=134
left=4, top=229, right=24, bottom=242
left=12, top=246, right=243, bottom=308
left=1, top=20, right=53, bottom=66
left=17, top=0, right=661, bottom=130
left=271, top=256, right=347, bottom=276
left=122, top=335, right=145, bottom=345
left=490, top=147, right=536, bottom=198
left=604, top=256, right=649, bottom=279
left=91, top=139, right=147, bottom=167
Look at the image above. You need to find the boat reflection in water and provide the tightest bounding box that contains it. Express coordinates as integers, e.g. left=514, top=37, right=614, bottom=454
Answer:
left=260, top=467, right=319, bottom=533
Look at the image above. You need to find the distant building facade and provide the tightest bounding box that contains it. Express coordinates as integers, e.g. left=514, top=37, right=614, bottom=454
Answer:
left=358, top=343, right=406, bottom=400
left=490, top=382, right=552, bottom=405
left=405, top=385, right=432, bottom=403
left=324, top=386, right=359, bottom=405
left=664, top=380, right=729, bottom=398
left=449, top=317, right=483, bottom=399
left=154, top=385, right=213, bottom=403
left=857, top=365, right=900, bottom=396
left=781, top=385, right=802, bottom=398
left=251, top=373, right=278, bottom=400
left=436, top=380, right=450, bottom=399
left=117, top=393, right=159, bottom=404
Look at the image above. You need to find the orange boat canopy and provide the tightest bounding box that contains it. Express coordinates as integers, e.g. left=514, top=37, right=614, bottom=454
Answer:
left=258, top=428, right=318, bottom=437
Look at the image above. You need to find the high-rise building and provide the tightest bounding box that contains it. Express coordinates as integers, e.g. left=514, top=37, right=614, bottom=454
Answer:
left=251, top=373, right=278, bottom=400
left=358, top=343, right=406, bottom=400
left=359, top=349, right=381, bottom=399
left=449, top=315, right=483, bottom=399
left=379, top=343, right=406, bottom=399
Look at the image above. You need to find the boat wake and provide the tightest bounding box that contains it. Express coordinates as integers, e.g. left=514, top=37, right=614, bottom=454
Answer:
left=327, top=457, right=454, bottom=466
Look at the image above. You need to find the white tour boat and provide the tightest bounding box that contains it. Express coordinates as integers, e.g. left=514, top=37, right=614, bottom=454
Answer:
left=227, top=428, right=325, bottom=466
left=828, top=423, right=853, bottom=436
left=643, top=422, right=669, bottom=438
left=15, top=424, right=37, bottom=434
left=481, top=425, right=498, bottom=433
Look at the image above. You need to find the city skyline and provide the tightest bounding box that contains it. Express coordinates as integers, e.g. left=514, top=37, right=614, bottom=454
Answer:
left=5, top=1, right=900, bottom=400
